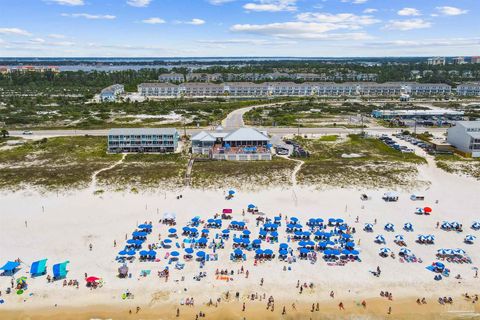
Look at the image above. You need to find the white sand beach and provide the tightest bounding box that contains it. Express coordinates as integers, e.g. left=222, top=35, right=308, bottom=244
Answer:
left=0, top=154, right=480, bottom=319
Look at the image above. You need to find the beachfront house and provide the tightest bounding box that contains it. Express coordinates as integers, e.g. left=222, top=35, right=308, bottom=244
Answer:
left=100, top=84, right=124, bottom=102
left=447, top=121, right=480, bottom=158
left=107, top=128, right=179, bottom=153
left=191, top=127, right=272, bottom=160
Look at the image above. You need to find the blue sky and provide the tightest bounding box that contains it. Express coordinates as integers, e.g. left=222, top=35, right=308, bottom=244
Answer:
left=0, top=0, right=479, bottom=57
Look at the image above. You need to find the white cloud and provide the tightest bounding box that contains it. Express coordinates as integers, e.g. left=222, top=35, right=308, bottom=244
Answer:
left=363, top=8, right=377, bottom=14
left=435, top=6, right=468, bottom=16
left=385, top=19, right=431, bottom=31
left=141, top=17, right=166, bottom=24
left=341, top=0, right=368, bottom=4
left=231, top=22, right=372, bottom=40
left=296, top=12, right=380, bottom=27
left=176, top=18, right=206, bottom=25
left=398, top=8, right=421, bottom=16
left=207, top=0, right=235, bottom=4
left=127, top=0, right=152, bottom=7
left=243, top=0, right=297, bottom=12
left=0, top=28, right=32, bottom=36
left=197, top=38, right=296, bottom=46
left=48, top=34, right=66, bottom=39
left=367, top=37, right=480, bottom=48
left=61, top=13, right=116, bottom=20
left=45, top=0, right=84, bottom=6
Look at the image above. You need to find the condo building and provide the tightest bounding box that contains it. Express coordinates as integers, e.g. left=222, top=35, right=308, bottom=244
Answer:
left=457, top=83, right=480, bottom=96
left=107, top=128, right=179, bottom=153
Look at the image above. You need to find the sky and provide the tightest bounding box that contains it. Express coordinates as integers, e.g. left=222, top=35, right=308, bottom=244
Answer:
left=0, top=0, right=479, bottom=57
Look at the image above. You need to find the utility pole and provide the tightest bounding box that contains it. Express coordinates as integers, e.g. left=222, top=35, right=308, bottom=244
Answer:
left=414, top=117, right=417, bottom=136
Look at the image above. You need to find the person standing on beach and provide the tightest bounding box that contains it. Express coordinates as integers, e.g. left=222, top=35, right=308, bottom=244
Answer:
left=25, top=220, right=27, bottom=228
left=388, top=306, right=392, bottom=314
left=338, top=302, right=344, bottom=310
left=242, top=302, right=245, bottom=311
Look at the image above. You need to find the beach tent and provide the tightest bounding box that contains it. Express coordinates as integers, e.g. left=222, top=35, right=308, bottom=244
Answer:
left=52, top=261, right=69, bottom=279
left=30, top=259, right=48, bottom=277
left=118, top=265, right=128, bottom=278
left=0, top=261, right=20, bottom=274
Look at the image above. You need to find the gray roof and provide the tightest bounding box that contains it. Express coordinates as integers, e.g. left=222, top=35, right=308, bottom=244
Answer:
left=455, top=121, right=480, bottom=129
left=108, top=128, right=178, bottom=135
left=224, top=128, right=270, bottom=142
left=191, top=131, right=216, bottom=142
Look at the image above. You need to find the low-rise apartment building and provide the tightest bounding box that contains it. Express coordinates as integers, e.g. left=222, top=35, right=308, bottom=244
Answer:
left=158, top=73, right=185, bottom=83
left=100, top=84, right=124, bottom=102
left=457, top=82, right=480, bottom=96
left=107, top=128, right=179, bottom=153
left=447, top=121, right=480, bottom=157
left=138, top=82, right=452, bottom=98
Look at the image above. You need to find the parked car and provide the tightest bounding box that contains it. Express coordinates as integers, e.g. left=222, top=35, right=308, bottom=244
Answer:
left=22, top=131, right=33, bottom=135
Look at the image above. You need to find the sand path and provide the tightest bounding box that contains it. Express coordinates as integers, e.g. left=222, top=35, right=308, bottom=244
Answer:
left=90, top=153, right=126, bottom=190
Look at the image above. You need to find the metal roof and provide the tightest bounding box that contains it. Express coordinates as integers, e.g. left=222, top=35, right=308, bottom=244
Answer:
left=108, top=128, right=178, bottom=135
left=224, top=128, right=270, bottom=142
left=456, top=121, right=480, bottom=129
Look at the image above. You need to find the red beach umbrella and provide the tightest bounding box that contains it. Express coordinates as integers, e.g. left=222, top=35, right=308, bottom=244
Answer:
left=424, top=207, right=432, bottom=213
left=86, top=276, right=101, bottom=283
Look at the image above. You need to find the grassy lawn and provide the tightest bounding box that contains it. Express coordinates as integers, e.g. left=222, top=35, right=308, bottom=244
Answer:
left=97, top=153, right=188, bottom=190
left=0, top=136, right=121, bottom=190
left=317, top=135, right=338, bottom=142
left=190, top=157, right=295, bottom=189
left=296, top=134, right=426, bottom=188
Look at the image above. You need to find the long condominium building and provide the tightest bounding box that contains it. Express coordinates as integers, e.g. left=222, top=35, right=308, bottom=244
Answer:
left=138, top=82, right=451, bottom=98
left=107, top=128, right=179, bottom=153
left=457, top=82, right=480, bottom=96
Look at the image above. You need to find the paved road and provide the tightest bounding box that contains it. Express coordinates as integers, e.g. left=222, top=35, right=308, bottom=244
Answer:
left=9, top=126, right=448, bottom=139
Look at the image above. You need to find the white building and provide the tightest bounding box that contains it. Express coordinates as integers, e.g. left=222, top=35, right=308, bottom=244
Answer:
left=191, top=127, right=272, bottom=161
left=137, top=82, right=452, bottom=98
left=100, top=84, right=124, bottom=102
left=158, top=73, right=184, bottom=83
left=457, top=83, right=480, bottom=96
left=427, top=57, right=446, bottom=65
left=447, top=121, right=480, bottom=157
left=186, top=73, right=222, bottom=82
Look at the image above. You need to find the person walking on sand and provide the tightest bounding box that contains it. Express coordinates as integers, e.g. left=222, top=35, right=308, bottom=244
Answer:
left=339, top=302, right=344, bottom=310
left=260, top=278, right=264, bottom=286
left=316, top=303, right=319, bottom=311
left=89, top=243, right=92, bottom=251
left=25, top=220, right=27, bottom=228
left=330, top=291, right=335, bottom=298
left=136, top=306, right=140, bottom=314
left=114, top=240, right=116, bottom=247
left=362, top=300, right=367, bottom=308
left=388, top=306, right=392, bottom=314
left=242, top=302, right=245, bottom=311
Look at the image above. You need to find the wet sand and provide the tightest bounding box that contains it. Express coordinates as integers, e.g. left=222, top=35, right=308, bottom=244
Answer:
left=2, top=297, right=480, bottom=320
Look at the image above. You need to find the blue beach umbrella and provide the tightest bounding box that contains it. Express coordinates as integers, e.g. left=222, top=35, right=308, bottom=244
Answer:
left=228, top=190, right=236, bottom=195
left=168, top=228, right=177, bottom=234
left=185, top=248, right=194, bottom=254
left=170, top=251, right=180, bottom=257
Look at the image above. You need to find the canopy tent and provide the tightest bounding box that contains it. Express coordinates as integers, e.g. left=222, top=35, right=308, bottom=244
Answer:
left=30, top=259, right=48, bottom=277
left=52, top=261, right=69, bottom=279
left=0, top=261, right=20, bottom=273
left=223, top=208, right=233, bottom=214
left=86, top=276, right=101, bottom=283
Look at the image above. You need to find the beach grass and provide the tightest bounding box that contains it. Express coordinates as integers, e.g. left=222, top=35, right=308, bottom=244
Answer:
left=435, top=154, right=480, bottom=179
left=0, top=136, right=121, bottom=190
left=97, top=153, right=188, bottom=190
left=296, top=134, right=427, bottom=188
left=190, top=156, right=295, bottom=189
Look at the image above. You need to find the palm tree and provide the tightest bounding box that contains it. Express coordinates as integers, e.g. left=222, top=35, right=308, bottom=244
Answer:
left=1, top=129, right=9, bottom=138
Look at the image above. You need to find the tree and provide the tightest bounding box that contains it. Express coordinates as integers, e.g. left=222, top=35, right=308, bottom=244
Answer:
left=1, top=129, right=9, bottom=138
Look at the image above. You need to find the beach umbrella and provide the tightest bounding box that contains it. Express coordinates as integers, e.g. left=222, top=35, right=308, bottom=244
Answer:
left=299, top=241, right=308, bottom=247
left=339, top=225, right=347, bottom=231
left=341, top=233, right=352, bottom=239
left=308, top=218, right=317, bottom=225
left=471, top=222, right=480, bottom=230
left=271, top=231, right=279, bottom=237
left=331, top=249, right=340, bottom=255
left=252, top=239, right=262, bottom=245
left=384, top=223, right=394, bottom=231
left=328, top=218, right=336, bottom=224
left=299, top=247, right=309, bottom=254
left=118, top=250, right=128, bottom=256
left=139, top=250, right=149, bottom=256
left=426, top=235, right=435, bottom=242
left=228, top=189, right=236, bottom=195
left=222, top=229, right=230, bottom=234
left=279, top=243, right=288, bottom=249
left=201, top=228, right=209, bottom=234
left=182, top=226, right=191, bottom=232
left=86, top=276, right=100, bottom=283
left=375, top=235, right=386, bottom=243
left=290, top=217, right=299, bottom=223
left=259, top=229, right=267, bottom=236
left=424, top=207, right=432, bottom=213
left=437, top=249, right=448, bottom=255
left=255, top=249, right=264, bottom=255
left=237, top=221, right=245, bottom=227
left=168, top=228, right=177, bottom=234
left=148, top=250, right=156, bottom=257
left=138, top=224, right=152, bottom=229
left=126, top=250, right=136, bottom=256
left=234, top=249, right=243, bottom=256
left=197, top=237, right=208, bottom=244
left=341, top=249, right=351, bottom=255
left=263, top=249, right=273, bottom=256
left=184, top=248, right=194, bottom=255
left=380, top=248, right=391, bottom=254
left=170, top=251, right=180, bottom=257
left=404, top=223, right=413, bottom=231
left=163, top=239, right=172, bottom=244
left=233, top=238, right=243, bottom=243
left=336, top=219, right=344, bottom=223
left=451, top=222, right=460, bottom=228
left=243, top=230, right=251, bottom=235
left=364, top=223, right=373, bottom=230
left=399, top=248, right=412, bottom=256
left=345, top=241, right=355, bottom=248
left=279, top=249, right=288, bottom=256
left=248, top=204, right=256, bottom=209
left=207, top=218, right=215, bottom=224
left=395, top=235, right=405, bottom=241
left=465, top=235, right=476, bottom=243
left=316, top=218, right=324, bottom=224
left=350, top=250, right=359, bottom=255
left=454, top=249, right=466, bottom=256
left=441, top=222, right=451, bottom=229
left=196, top=251, right=205, bottom=258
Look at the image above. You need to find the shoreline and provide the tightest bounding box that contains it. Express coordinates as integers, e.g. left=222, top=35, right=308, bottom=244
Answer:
left=1, top=297, right=480, bottom=320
